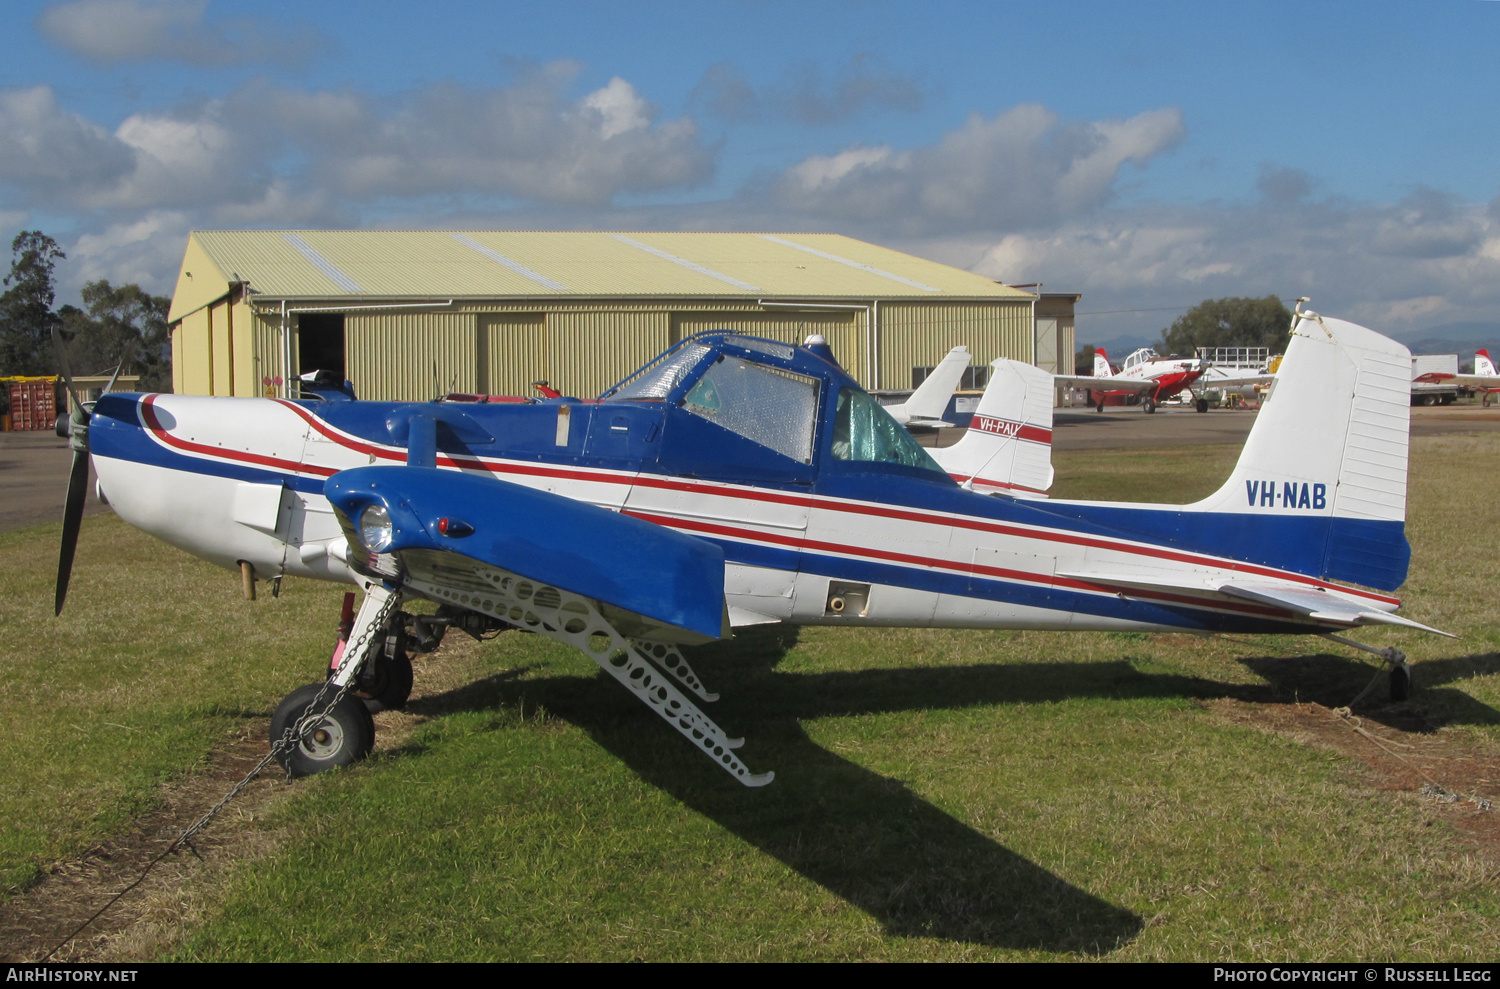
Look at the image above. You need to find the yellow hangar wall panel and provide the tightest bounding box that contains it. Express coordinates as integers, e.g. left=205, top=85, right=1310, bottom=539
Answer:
left=479, top=313, right=547, bottom=396
left=345, top=312, right=478, bottom=401
left=175, top=306, right=213, bottom=395
left=210, top=297, right=233, bottom=396
left=876, top=301, right=1033, bottom=391
left=230, top=297, right=257, bottom=396
left=548, top=310, right=670, bottom=398
left=252, top=311, right=283, bottom=397
left=671, top=310, right=862, bottom=379
left=171, top=322, right=184, bottom=393
left=167, top=235, right=232, bottom=323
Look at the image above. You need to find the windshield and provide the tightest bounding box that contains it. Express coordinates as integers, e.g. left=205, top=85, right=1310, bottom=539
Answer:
left=604, top=343, right=713, bottom=401
left=831, top=388, right=946, bottom=474
left=683, top=355, right=820, bottom=463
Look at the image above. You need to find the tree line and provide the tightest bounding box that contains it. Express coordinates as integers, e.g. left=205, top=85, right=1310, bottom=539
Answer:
left=0, top=230, right=172, bottom=416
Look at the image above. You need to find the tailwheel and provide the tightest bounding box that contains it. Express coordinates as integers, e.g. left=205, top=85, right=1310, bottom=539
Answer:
left=270, top=682, right=376, bottom=778
left=1389, top=660, right=1413, bottom=703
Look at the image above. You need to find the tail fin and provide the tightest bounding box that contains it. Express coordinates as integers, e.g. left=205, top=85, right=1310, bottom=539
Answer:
left=1187, top=312, right=1411, bottom=589
left=889, top=345, right=970, bottom=425
left=929, top=359, right=1054, bottom=496
left=1093, top=348, right=1113, bottom=378
left=1477, top=348, right=1496, bottom=377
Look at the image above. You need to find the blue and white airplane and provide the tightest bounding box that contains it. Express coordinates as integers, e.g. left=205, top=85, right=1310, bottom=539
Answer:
left=60, top=308, right=1444, bottom=786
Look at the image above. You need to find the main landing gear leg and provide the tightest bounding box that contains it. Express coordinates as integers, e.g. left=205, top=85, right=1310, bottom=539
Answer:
left=269, top=583, right=400, bottom=777
left=1320, top=632, right=1413, bottom=703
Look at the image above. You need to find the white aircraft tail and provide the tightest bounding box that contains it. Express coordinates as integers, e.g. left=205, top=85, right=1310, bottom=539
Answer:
left=1092, top=348, right=1114, bottom=378
left=889, top=345, right=971, bottom=425
left=1476, top=348, right=1496, bottom=377
left=1182, top=311, right=1412, bottom=588
left=929, top=359, right=1055, bottom=497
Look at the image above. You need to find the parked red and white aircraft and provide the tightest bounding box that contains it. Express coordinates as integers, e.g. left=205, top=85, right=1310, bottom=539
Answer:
left=1412, top=348, right=1500, bottom=406
left=1055, top=347, right=1205, bottom=414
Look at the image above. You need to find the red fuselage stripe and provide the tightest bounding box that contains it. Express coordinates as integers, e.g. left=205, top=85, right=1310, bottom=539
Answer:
left=143, top=398, right=1400, bottom=607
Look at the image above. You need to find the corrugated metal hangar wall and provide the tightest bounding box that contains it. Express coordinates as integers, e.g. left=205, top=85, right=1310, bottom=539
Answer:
left=167, top=231, right=1040, bottom=401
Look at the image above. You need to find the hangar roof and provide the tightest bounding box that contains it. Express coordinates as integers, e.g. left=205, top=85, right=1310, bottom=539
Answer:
left=168, top=230, right=1033, bottom=322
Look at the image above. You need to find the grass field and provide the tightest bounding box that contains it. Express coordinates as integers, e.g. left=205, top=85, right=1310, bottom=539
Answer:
left=2, top=435, right=1497, bottom=961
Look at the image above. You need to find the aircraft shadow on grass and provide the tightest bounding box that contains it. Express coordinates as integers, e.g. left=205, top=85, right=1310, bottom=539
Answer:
left=1237, top=650, right=1500, bottom=733
left=399, top=630, right=1500, bottom=952
left=405, top=627, right=1146, bottom=954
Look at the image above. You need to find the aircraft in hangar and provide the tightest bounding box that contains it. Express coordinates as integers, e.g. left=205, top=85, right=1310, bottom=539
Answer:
left=55, top=309, right=1445, bottom=786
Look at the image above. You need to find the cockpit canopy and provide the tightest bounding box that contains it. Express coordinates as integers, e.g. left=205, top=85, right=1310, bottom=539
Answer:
left=603, top=333, right=948, bottom=483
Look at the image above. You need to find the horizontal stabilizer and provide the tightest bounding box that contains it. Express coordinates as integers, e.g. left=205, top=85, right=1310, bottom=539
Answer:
left=1059, top=567, right=1450, bottom=636
left=325, top=466, right=727, bottom=640
left=1217, top=582, right=1453, bottom=636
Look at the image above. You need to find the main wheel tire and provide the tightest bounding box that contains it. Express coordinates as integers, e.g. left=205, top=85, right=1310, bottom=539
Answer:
left=1389, top=664, right=1413, bottom=703
left=1095, top=399, right=1105, bottom=413
left=1143, top=398, right=1156, bottom=414
left=270, top=682, right=376, bottom=778
left=356, top=652, right=414, bottom=713
left=1195, top=397, right=1209, bottom=413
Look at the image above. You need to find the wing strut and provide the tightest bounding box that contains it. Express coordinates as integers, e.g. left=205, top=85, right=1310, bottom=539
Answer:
left=404, top=570, right=772, bottom=787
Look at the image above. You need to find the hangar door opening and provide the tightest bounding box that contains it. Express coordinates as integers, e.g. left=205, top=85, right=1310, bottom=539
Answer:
left=671, top=311, right=860, bottom=376
left=298, top=313, right=346, bottom=382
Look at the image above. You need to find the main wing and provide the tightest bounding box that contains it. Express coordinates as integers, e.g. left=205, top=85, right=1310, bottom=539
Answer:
left=1053, top=372, right=1157, bottom=394
left=324, top=466, right=774, bottom=786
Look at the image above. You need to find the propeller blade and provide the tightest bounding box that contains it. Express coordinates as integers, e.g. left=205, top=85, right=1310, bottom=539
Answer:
left=101, top=340, right=138, bottom=396
left=55, top=448, right=90, bottom=616
left=49, top=326, right=83, bottom=411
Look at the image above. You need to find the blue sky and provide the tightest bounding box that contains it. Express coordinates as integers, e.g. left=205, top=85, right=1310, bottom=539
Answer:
left=3, top=0, right=1499, bottom=344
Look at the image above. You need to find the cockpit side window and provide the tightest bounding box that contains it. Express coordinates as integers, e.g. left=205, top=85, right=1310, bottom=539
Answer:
left=604, top=343, right=712, bottom=401
left=831, top=387, right=946, bottom=474
left=683, top=355, right=820, bottom=463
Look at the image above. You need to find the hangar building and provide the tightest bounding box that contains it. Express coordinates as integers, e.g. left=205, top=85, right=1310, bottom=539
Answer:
left=166, top=230, right=1054, bottom=401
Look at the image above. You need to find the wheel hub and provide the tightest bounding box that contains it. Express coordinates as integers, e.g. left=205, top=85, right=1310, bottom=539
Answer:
left=299, top=717, right=346, bottom=759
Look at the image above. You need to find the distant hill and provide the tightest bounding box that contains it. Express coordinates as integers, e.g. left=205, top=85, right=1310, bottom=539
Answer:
left=1401, top=321, right=1500, bottom=357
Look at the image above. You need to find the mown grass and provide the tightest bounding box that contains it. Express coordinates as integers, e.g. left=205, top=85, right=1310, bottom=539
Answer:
left=3, top=433, right=1498, bottom=960
left=0, top=521, right=348, bottom=895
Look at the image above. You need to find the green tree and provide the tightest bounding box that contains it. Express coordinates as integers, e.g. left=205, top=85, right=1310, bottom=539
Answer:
left=1158, top=296, right=1293, bottom=357
left=0, top=230, right=66, bottom=376
left=58, top=280, right=173, bottom=393
left=1074, top=343, right=1096, bottom=374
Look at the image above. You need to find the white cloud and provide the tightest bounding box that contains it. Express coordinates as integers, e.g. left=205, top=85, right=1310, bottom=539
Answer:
left=955, top=192, right=1500, bottom=341
left=583, top=78, right=652, bottom=139
left=69, top=211, right=192, bottom=289
left=0, top=67, right=717, bottom=217
left=0, top=86, right=135, bottom=193
left=37, top=0, right=325, bottom=66
left=764, top=104, right=1185, bottom=234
